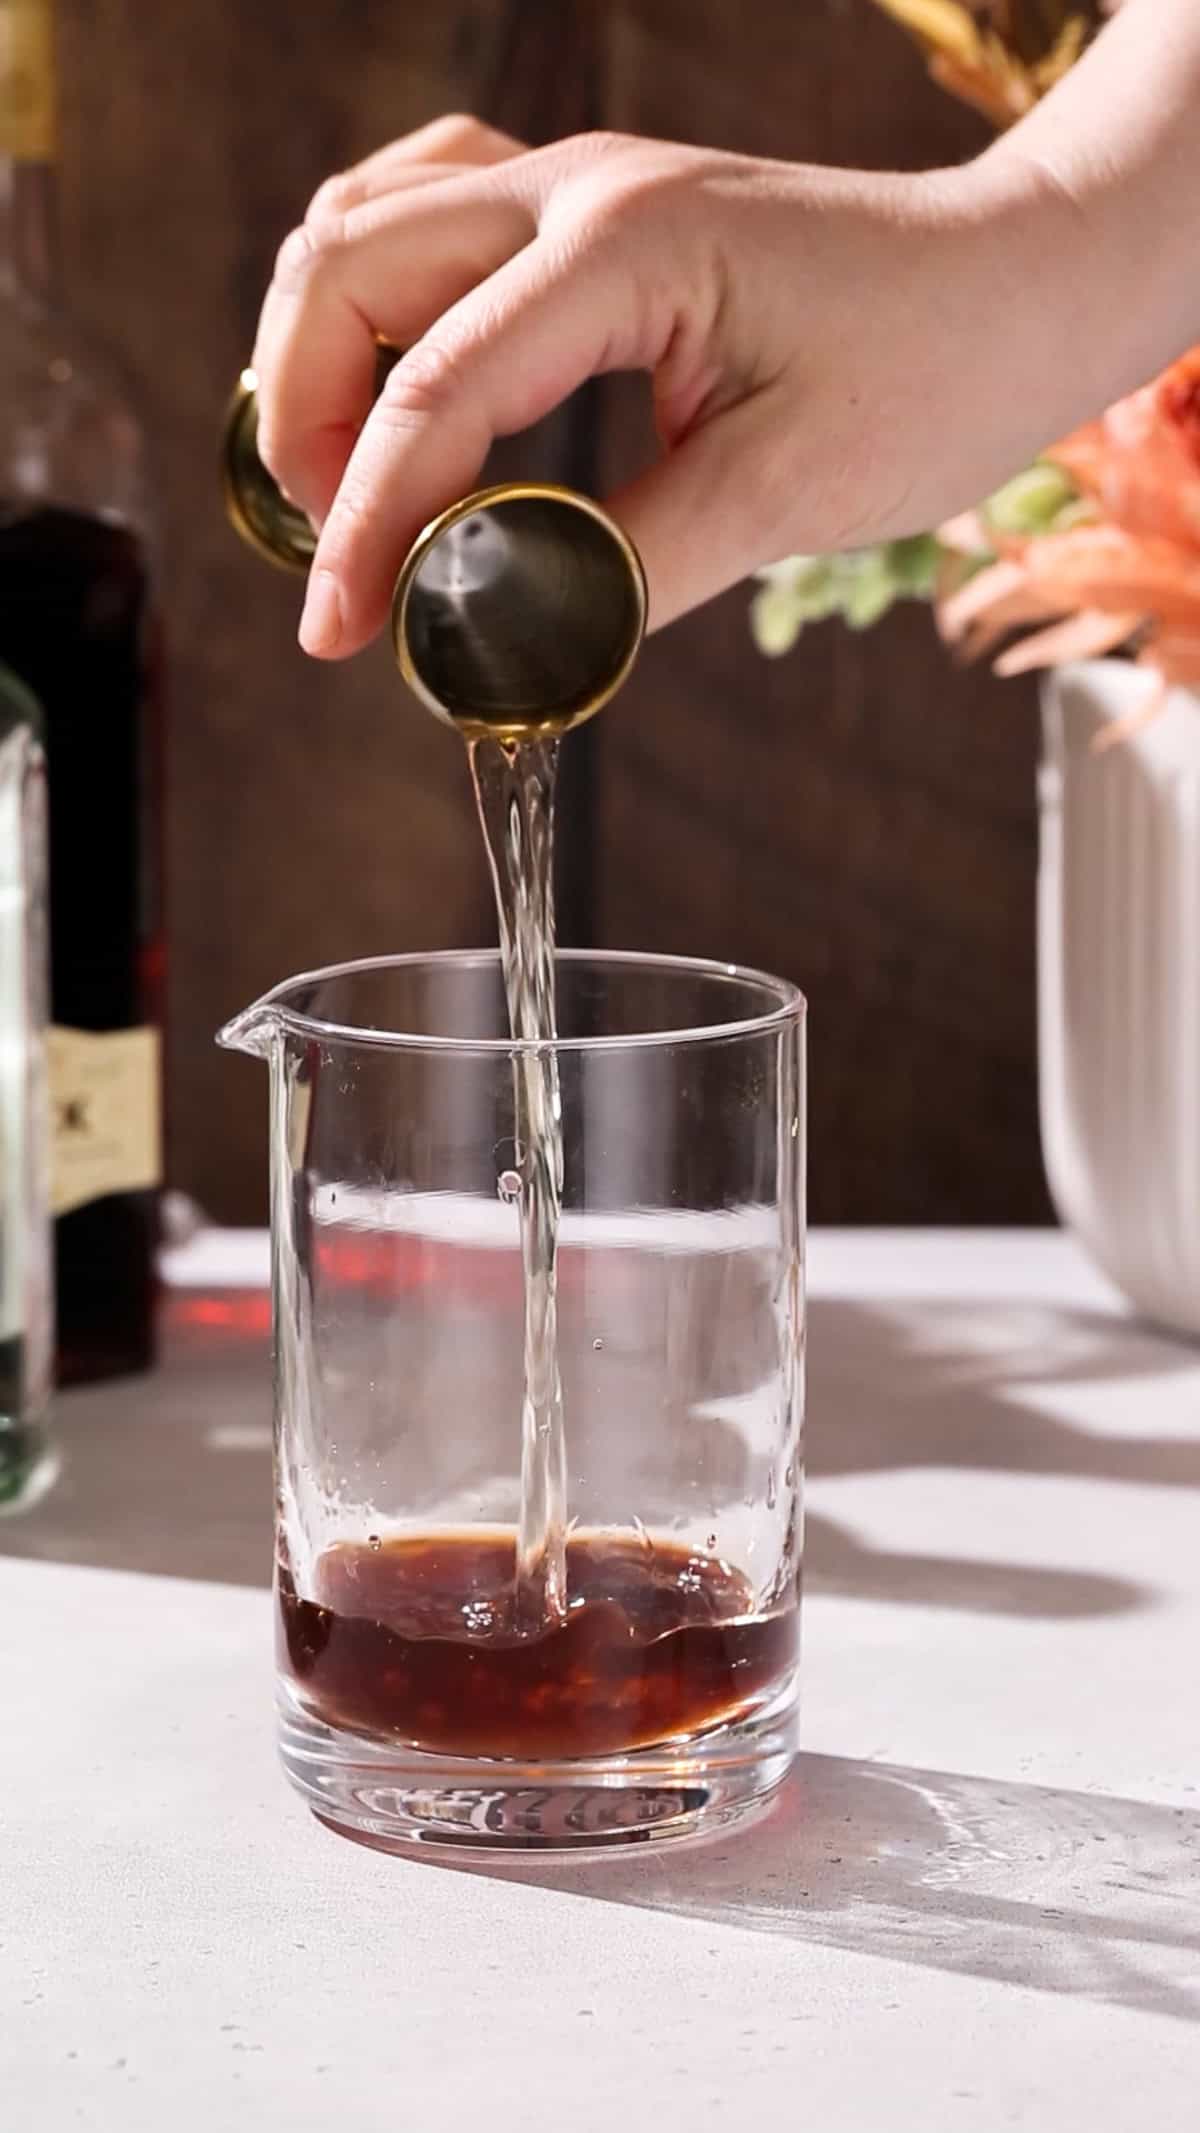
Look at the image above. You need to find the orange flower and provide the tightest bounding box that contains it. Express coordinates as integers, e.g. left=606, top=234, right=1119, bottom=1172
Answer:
left=868, top=0, right=1095, bottom=127
left=1049, top=349, right=1200, bottom=552
left=937, top=350, right=1200, bottom=725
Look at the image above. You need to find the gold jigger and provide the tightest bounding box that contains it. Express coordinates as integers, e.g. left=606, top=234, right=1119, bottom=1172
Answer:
left=221, top=370, right=647, bottom=742
left=221, top=369, right=317, bottom=576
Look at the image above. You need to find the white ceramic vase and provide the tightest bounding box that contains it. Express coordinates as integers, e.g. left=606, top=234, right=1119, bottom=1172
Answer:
left=1039, top=659, right=1200, bottom=1337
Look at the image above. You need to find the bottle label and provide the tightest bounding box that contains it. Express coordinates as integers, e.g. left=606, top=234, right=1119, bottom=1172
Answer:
left=0, top=0, right=57, bottom=162
left=46, top=1026, right=161, bottom=1217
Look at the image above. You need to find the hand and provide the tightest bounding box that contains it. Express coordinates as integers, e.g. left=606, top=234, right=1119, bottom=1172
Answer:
left=249, top=116, right=1084, bottom=659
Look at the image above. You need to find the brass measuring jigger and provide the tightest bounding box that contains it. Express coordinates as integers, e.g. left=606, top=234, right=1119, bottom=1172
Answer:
left=221, top=369, right=647, bottom=742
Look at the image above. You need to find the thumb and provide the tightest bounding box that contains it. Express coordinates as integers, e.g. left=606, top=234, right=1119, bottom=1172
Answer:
left=606, top=393, right=783, bottom=631
left=301, top=237, right=631, bottom=658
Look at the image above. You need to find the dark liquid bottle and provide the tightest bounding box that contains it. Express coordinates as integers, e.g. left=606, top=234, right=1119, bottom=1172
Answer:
left=0, top=0, right=163, bottom=1383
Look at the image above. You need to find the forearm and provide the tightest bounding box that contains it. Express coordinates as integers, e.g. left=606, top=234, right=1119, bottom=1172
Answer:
left=974, top=0, right=1200, bottom=416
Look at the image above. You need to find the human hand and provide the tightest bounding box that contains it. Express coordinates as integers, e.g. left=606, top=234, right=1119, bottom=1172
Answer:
left=249, top=115, right=1080, bottom=659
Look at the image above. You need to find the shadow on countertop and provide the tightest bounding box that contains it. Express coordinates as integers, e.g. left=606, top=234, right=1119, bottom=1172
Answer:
left=427, top=1752, right=1200, bottom=2025
left=806, top=1293, right=1200, bottom=1491
left=8, top=1284, right=1198, bottom=2025
left=2, top=1288, right=1195, bottom=1623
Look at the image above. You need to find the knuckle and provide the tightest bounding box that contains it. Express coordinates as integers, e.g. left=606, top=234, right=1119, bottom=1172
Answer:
left=307, top=170, right=359, bottom=221
left=545, top=138, right=671, bottom=247
left=274, top=203, right=353, bottom=290
left=419, top=110, right=484, bottom=153
left=572, top=180, right=654, bottom=257
left=529, top=130, right=625, bottom=204
left=417, top=110, right=523, bottom=160
left=377, top=337, right=468, bottom=426
left=563, top=128, right=629, bottom=166
left=300, top=199, right=351, bottom=256
left=271, top=221, right=337, bottom=292
left=312, top=480, right=371, bottom=568
left=272, top=224, right=315, bottom=287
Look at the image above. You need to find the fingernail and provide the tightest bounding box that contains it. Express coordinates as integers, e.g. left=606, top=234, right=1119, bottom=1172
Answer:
left=299, top=568, right=342, bottom=654
left=279, top=479, right=322, bottom=529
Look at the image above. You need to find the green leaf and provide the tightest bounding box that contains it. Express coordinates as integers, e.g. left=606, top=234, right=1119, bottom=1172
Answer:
left=983, top=461, right=1079, bottom=537
left=886, top=533, right=942, bottom=596
left=841, top=553, right=901, bottom=629
left=750, top=579, right=810, bottom=657
left=751, top=536, right=949, bottom=652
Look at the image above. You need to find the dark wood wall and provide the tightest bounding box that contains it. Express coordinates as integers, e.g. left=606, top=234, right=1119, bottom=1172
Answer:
left=57, top=0, right=1051, bottom=1226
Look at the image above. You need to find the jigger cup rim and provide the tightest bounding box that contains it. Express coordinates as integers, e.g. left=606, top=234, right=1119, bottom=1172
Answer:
left=389, top=481, right=648, bottom=736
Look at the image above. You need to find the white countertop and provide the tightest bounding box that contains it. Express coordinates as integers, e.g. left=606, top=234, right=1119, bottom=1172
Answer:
left=4, top=1230, right=1198, bottom=2129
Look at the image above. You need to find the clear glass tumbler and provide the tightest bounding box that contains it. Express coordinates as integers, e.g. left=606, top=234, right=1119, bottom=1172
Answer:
left=221, top=950, right=804, bottom=1851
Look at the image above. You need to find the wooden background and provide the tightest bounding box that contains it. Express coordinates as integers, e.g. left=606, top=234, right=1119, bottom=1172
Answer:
left=56, top=0, right=1052, bottom=1226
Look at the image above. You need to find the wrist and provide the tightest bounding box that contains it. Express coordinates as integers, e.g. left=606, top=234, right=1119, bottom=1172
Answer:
left=924, top=141, right=1190, bottom=448
left=953, top=0, right=1200, bottom=408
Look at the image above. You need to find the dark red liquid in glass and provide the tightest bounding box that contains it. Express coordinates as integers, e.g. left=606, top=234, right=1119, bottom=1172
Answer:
left=280, top=1529, right=797, bottom=1760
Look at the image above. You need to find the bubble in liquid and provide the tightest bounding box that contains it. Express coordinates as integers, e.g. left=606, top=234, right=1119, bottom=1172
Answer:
left=592, top=1337, right=604, bottom=1353
left=497, top=1169, right=523, bottom=1204
left=367, top=1533, right=381, bottom=1551
left=706, top=1533, right=717, bottom=1552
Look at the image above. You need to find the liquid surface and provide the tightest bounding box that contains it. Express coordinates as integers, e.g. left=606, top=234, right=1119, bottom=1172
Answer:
left=279, top=1530, right=798, bottom=1760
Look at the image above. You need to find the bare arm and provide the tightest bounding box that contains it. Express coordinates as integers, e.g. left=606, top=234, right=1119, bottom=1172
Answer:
left=249, top=0, right=1200, bottom=660
left=977, top=0, right=1200, bottom=420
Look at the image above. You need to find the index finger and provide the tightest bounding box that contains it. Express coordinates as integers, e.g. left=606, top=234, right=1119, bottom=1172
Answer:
left=313, top=115, right=525, bottom=213
left=252, top=175, right=534, bottom=524
left=299, top=234, right=634, bottom=658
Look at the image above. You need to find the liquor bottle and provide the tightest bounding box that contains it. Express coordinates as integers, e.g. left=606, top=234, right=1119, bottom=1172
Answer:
left=0, top=661, right=54, bottom=1505
left=0, top=0, right=163, bottom=1383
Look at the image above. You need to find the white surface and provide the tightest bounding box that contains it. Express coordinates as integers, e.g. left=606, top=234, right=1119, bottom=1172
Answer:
left=164, top=1223, right=271, bottom=1289
left=5, top=1228, right=1200, bottom=2129
left=1040, top=661, right=1200, bottom=1335
left=160, top=1219, right=1139, bottom=1302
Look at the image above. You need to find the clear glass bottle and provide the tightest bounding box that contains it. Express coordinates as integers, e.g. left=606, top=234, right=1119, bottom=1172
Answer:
left=0, top=660, right=55, bottom=1507
left=0, top=0, right=164, bottom=1384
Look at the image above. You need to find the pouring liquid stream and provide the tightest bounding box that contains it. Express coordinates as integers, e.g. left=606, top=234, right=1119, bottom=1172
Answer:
left=224, top=402, right=800, bottom=1821
left=469, top=735, right=568, bottom=1633
left=220, top=385, right=649, bottom=1650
